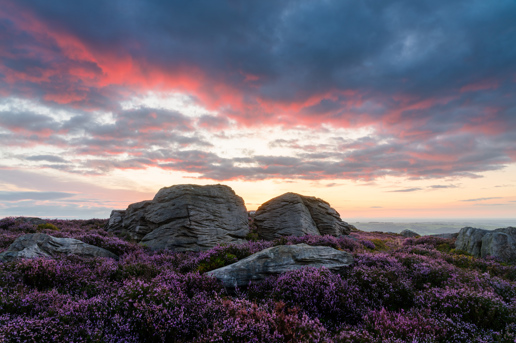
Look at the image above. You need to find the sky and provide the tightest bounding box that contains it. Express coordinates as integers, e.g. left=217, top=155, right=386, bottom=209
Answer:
left=0, top=0, right=515, bottom=220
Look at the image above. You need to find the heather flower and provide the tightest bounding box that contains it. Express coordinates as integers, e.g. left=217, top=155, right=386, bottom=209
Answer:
left=0, top=218, right=515, bottom=341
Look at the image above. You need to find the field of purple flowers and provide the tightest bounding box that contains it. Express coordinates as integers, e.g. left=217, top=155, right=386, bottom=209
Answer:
left=1, top=217, right=515, bottom=342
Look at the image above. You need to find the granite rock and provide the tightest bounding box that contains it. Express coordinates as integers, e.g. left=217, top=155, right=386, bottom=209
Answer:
left=455, top=226, right=516, bottom=262
left=400, top=229, right=420, bottom=238
left=14, top=217, right=47, bottom=226
left=105, top=210, right=125, bottom=232
left=0, top=233, right=118, bottom=262
left=254, top=192, right=353, bottom=240
left=207, top=243, right=354, bottom=288
left=107, top=184, right=249, bottom=251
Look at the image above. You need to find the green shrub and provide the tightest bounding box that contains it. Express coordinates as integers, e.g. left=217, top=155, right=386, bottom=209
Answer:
left=370, top=239, right=389, bottom=251
left=436, top=242, right=454, bottom=253
left=449, top=248, right=472, bottom=256
left=245, top=232, right=259, bottom=242
left=197, top=253, right=238, bottom=273
left=37, top=223, right=60, bottom=231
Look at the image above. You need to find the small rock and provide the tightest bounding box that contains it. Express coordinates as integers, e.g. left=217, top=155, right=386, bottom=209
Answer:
left=400, top=229, right=420, bottom=238
left=207, top=243, right=354, bottom=288
left=14, top=217, right=47, bottom=225
left=0, top=233, right=118, bottom=262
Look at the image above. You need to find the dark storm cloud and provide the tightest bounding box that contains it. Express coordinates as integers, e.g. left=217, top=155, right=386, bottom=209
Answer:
left=0, top=0, right=516, bottom=182
left=3, top=0, right=515, bottom=105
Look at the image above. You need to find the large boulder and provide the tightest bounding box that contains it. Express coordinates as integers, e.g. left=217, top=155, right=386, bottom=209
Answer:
left=254, top=192, right=353, bottom=240
left=106, top=184, right=249, bottom=251
left=207, top=243, right=354, bottom=288
left=0, top=233, right=118, bottom=262
left=455, top=227, right=516, bottom=262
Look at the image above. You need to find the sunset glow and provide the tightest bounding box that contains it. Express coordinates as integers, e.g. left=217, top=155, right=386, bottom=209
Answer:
left=1, top=0, right=515, bottom=219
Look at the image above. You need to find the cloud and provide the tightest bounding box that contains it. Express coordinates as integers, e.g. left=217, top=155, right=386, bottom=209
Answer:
left=0, top=191, right=75, bottom=201
left=0, top=0, right=515, bottom=184
left=370, top=206, right=383, bottom=208
left=429, top=185, right=458, bottom=189
left=0, top=201, right=112, bottom=218
left=2, top=0, right=515, bottom=119
left=388, top=188, right=423, bottom=193
left=196, top=115, right=230, bottom=130
left=26, top=155, right=68, bottom=163
left=461, top=197, right=503, bottom=202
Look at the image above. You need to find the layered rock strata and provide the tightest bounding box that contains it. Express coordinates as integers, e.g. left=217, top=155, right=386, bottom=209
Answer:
left=0, top=233, right=118, bottom=261
left=254, top=192, right=354, bottom=240
left=107, top=184, right=249, bottom=251
left=207, top=243, right=354, bottom=288
left=455, top=227, right=516, bottom=262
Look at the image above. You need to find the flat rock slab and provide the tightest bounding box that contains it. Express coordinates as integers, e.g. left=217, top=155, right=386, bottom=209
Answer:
left=254, top=192, right=353, bottom=240
left=207, top=243, right=354, bottom=288
left=106, top=184, right=249, bottom=251
left=0, top=233, right=118, bottom=262
left=456, top=227, right=516, bottom=262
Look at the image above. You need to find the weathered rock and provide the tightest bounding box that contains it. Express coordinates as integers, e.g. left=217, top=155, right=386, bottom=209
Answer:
left=14, top=217, right=47, bottom=225
left=254, top=192, right=353, bottom=240
left=106, top=184, right=249, bottom=251
left=207, top=243, right=354, bottom=288
left=455, top=227, right=489, bottom=256
left=455, top=227, right=516, bottom=262
left=400, top=229, right=420, bottom=238
left=105, top=210, right=125, bottom=232
left=348, top=224, right=359, bottom=232
left=0, top=233, right=118, bottom=262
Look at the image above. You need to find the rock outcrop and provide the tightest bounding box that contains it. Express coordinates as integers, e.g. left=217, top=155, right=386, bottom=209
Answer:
left=254, top=192, right=353, bottom=240
left=14, top=217, right=47, bottom=225
left=106, top=184, right=249, bottom=251
left=400, top=229, right=420, bottom=238
left=106, top=210, right=125, bottom=232
left=207, top=243, right=354, bottom=288
left=0, top=233, right=118, bottom=262
left=455, top=227, right=516, bottom=262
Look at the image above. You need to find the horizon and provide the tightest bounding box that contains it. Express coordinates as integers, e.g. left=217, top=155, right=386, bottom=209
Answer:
left=1, top=1, right=516, bottom=219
